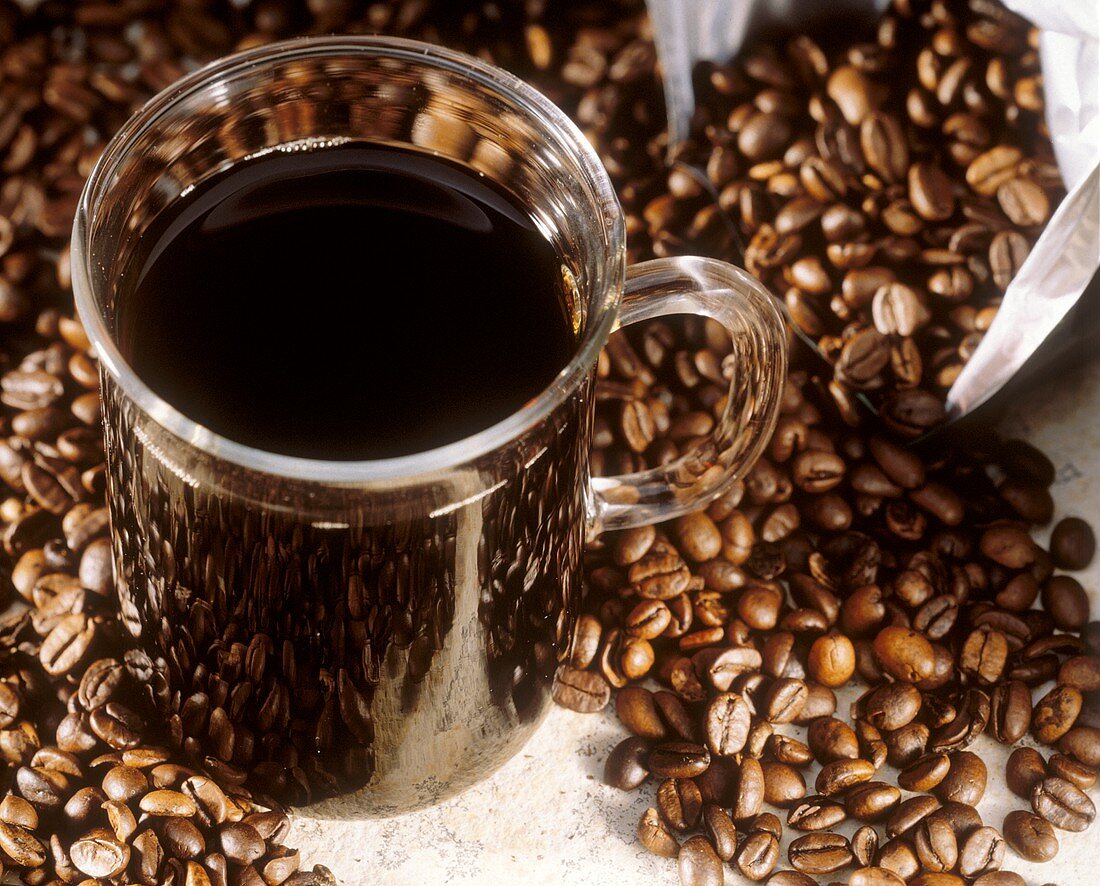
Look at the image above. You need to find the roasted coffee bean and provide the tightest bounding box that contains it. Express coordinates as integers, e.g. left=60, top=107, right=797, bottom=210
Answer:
left=787, top=796, right=847, bottom=832
left=877, top=837, right=920, bottom=880
left=807, top=717, right=858, bottom=763
left=604, top=737, right=650, bottom=791
left=765, top=872, right=816, bottom=886
left=658, top=778, right=703, bottom=832
left=1059, top=726, right=1100, bottom=766
left=1003, top=810, right=1059, bottom=862
left=1050, top=516, right=1095, bottom=569
left=806, top=633, right=855, bottom=687
left=849, top=869, right=906, bottom=886
left=788, top=831, right=852, bottom=874
left=1047, top=752, right=1098, bottom=790
left=872, top=626, right=933, bottom=682
left=898, top=753, right=950, bottom=793
left=722, top=756, right=763, bottom=821
left=552, top=666, right=610, bottom=713
left=887, top=795, right=941, bottom=838
left=70, top=832, right=130, bottom=878
left=649, top=742, right=710, bottom=779
left=1031, top=776, right=1096, bottom=831
left=1006, top=746, right=1048, bottom=800
left=845, top=781, right=900, bottom=821
left=862, top=682, right=922, bottom=731
left=816, top=758, right=875, bottom=796
left=843, top=825, right=877, bottom=870
left=704, top=692, right=751, bottom=756
left=737, top=830, right=780, bottom=881
left=1032, top=684, right=1082, bottom=744
left=1059, top=655, right=1100, bottom=691
left=761, top=761, right=806, bottom=807
left=1042, top=575, right=1090, bottom=629
left=914, top=817, right=958, bottom=873
left=958, top=826, right=1005, bottom=879
left=927, top=801, right=984, bottom=840
left=638, top=807, right=679, bottom=859
left=972, top=874, right=1024, bottom=886
left=989, top=680, right=1032, bottom=742
left=702, top=803, right=737, bottom=861
left=935, top=751, right=987, bottom=805
left=678, top=834, right=724, bottom=886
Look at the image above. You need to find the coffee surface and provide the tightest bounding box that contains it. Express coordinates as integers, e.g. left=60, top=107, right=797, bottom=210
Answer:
left=120, top=142, right=574, bottom=460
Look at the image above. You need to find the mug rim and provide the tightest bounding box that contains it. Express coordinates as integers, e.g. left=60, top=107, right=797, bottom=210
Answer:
left=71, top=35, right=625, bottom=485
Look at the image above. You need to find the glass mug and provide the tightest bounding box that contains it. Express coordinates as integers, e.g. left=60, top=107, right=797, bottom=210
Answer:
left=72, top=37, right=786, bottom=816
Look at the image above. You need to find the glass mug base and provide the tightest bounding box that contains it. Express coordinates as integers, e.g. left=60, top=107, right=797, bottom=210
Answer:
left=74, top=37, right=786, bottom=814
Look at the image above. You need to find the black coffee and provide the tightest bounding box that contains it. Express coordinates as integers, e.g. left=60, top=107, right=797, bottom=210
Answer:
left=119, top=142, right=575, bottom=460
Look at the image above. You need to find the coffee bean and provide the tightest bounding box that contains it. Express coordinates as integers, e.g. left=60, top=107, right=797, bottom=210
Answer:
left=765, top=872, right=816, bottom=886
left=885, top=796, right=938, bottom=842
left=604, top=737, right=650, bottom=791
left=678, top=834, right=723, bottom=886
left=1050, top=516, right=1095, bottom=569
left=1058, top=726, right=1100, bottom=767
left=815, top=758, right=874, bottom=796
left=806, top=633, right=855, bottom=687
left=638, top=807, right=679, bottom=858
left=616, top=686, right=667, bottom=740
left=1048, top=752, right=1098, bottom=790
left=649, top=742, right=710, bottom=779
left=0, top=819, right=46, bottom=867
left=989, top=680, right=1032, bottom=742
left=140, top=789, right=199, bottom=817
left=159, top=816, right=206, bottom=859
left=861, top=682, right=922, bottom=730
left=787, top=796, right=847, bottom=832
left=698, top=803, right=736, bottom=862
left=807, top=717, right=858, bottom=763
left=1032, top=684, right=1082, bottom=744
left=761, top=761, right=806, bottom=808
left=909, top=163, right=955, bottom=221
left=1042, top=574, right=1090, bottom=629
left=733, top=757, right=765, bottom=821
left=898, top=753, right=950, bottom=793
left=70, top=832, right=130, bottom=878
left=972, top=874, right=1024, bottom=886
left=935, top=751, right=986, bottom=806
left=989, top=229, right=1030, bottom=290
left=674, top=512, right=722, bottom=562
left=629, top=542, right=692, bottom=600
left=958, top=826, right=1005, bottom=878
left=737, top=830, right=780, bottom=881
left=788, top=831, right=853, bottom=874
left=1030, top=776, right=1096, bottom=831
left=1003, top=810, right=1058, bottom=861
left=849, top=869, right=906, bottom=886
left=872, top=626, right=933, bottom=682
left=997, top=177, right=1050, bottom=226
left=914, top=817, right=957, bottom=873
left=551, top=665, right=610, bottom=713
left=877, top=837, right=920, bottom=880
left=763, top=678, right=807, bottom=723
left=1006, top=746, right=1047, bottom=800
left=845, top=781, right=900, bottom=821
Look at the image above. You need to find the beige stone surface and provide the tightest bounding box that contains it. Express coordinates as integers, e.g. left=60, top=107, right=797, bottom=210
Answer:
left=289, top=359, right=1100, bottom=885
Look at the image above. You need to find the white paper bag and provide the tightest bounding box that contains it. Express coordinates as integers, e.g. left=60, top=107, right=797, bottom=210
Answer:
left=648, top=0, right=1100, bottom=417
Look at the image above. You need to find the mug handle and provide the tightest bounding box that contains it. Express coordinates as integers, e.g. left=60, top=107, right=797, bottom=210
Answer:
left=588, top=256, right=787, bottom=534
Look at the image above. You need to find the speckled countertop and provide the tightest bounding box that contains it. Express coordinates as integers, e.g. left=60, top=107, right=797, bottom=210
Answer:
left=288, top=356, right=1100, bottom=885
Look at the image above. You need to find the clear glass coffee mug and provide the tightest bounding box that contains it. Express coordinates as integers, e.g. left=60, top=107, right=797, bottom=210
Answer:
left=71, top=37, right=786, bottom=816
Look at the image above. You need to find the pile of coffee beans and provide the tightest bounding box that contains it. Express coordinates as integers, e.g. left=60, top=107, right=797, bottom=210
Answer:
left=0, top=0, right=1088, bottom=883
left=0, top=0, right=658, bottom=882
left=656, top=0, right=1064, bottom=432
left=563, top=301, right=1098, bottom=882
